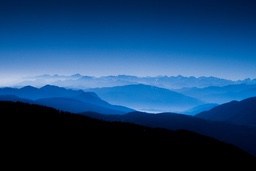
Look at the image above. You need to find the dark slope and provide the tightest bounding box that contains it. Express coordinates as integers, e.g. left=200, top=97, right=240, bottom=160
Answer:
left=0, top=85, right=133, bottom=114
left=0, top=101, right=255, bottom=164
left=90, top=84, right=202, bottom=113
left=196, top=97, right=256, bottom=127
left=83, top=111, right=256, bottom=156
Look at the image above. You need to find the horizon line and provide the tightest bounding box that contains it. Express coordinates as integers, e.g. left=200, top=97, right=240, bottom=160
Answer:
left=26, top=73, right=256, bottom=81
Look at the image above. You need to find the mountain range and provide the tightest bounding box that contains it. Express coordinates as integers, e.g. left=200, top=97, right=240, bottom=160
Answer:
left=14, top=74, right=256, bottom=107
left=15, top=74, right=256, bottom=89
left=177, top=84, right=256, bottom=103
left=0, top=85, right=133, bottom=114
left=89, top=84, right=203, bottom=113
left=0, top=84, right=205, bottom=113
left=0, top=83, right=256, bottom=156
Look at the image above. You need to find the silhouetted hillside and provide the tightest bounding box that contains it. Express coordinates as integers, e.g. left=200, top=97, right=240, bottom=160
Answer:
left=196, top=97, right=256, bottom=127
left=83, top=111, right=256, bottom=156
left=1, top=101, right=255, bottom=164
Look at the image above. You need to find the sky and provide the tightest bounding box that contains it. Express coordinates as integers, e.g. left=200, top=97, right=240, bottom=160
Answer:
left=0, top=0, right=256, bottom=83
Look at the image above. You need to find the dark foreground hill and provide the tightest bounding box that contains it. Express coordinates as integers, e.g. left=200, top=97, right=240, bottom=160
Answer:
left=83, top=111, right=256, bottom=156
left=0, top=101, right=255, bottom=166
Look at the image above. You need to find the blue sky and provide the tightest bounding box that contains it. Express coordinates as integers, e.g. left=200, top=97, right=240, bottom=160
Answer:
left=0, top=0, right=255, bottom=82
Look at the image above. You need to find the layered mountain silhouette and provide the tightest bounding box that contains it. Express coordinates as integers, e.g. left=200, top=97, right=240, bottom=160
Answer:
left=177, top=84, right=256, bottom=103
left=90, top=84, right=203, bottom=113
left=83, top=111, right=256, bottom=156
left=1, top=83, right=256, bottom=158
left=196, top=97, right=256, bottom=127
left=1, top=101, right=255, bottom=164
left=16, top=74, right=256, bottom=89
left=0, top=85, right=133, bottom=114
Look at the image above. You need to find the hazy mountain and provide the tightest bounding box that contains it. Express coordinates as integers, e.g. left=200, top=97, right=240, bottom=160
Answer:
left=0, top=85, right=133, bottom=114
left=90, top=84, right=203, bottom=113
left=196, top=97, right=256, bottom=127
left=15, top=74, right=79, bottom=88
left=15, top=74, right=256, bottom=89
left=35, top=97, right=131, bottom=114
left=1, top=101, right=255, bottom=163
left=83, top=111, right=256, bottom=156
left=0, top=95, right=32, bottom=103
left=177, top=84, right=256, bottom=103
left=183, top=103, right=218, bottom=115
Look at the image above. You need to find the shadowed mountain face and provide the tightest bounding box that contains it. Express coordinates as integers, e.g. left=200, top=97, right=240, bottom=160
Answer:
left=90, top=84, right=203, bottom=113
left=1, top=101, right=255, bottom=164
left=0, top=85, right=133, bottom=114
left=196, top=97, right=256, bottom=127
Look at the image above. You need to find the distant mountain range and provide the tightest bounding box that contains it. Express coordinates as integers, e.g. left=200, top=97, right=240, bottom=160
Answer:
left=0, top=84, right=203, bottom=113
left=11, top=74, right=256, bottom=108
left=89, top=84, right=203, bottom=113
left=196, top=97, right=256, bottom=127
left=1, top=101, right=255, bottom=163
left=1, top=83, right=256, bottom=114
left=15, top=74, right=256, bottom=89
left=0, top=85, right=133, bottom=114
left=177, top=84, right=256, bottom=103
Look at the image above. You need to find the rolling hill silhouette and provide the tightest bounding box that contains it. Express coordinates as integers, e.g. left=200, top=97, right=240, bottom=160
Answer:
left=83, top=111, right=256, bottom=156
left=0, top=85, right=133, bottom=114
left=1, top=101, right=255, bottom=164
left=90, top=84, right=203, bottom=113
left=196, top=97, right=256, bottom=127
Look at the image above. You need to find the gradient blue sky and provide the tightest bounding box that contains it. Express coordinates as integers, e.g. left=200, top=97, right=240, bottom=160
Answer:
left=0, top=0, right=255, bottom=83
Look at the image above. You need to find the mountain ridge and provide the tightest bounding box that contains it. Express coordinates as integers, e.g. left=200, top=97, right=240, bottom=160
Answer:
left=14, top=74, right=256, bottom=89
left=82, top=110, right=256, bottom=156
left=89, top=84, right=203, bottom=113
left=196, top=97, right=256, bottom=127
left=0, top=85, right=133, bottom=114
left=176, top=84, right=256, bottom=103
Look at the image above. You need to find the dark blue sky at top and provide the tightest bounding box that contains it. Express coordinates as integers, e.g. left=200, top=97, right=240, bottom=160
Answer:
left=0, top=0, right=255, bottom=82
